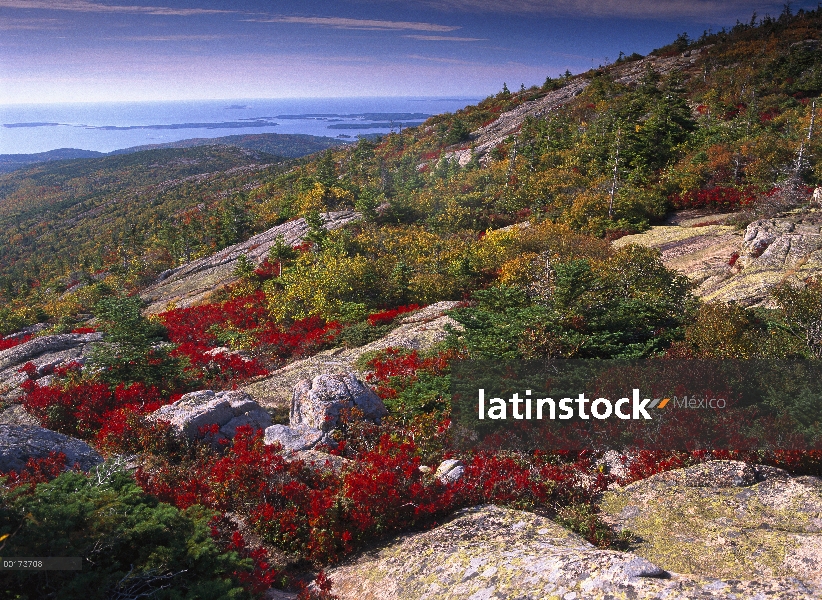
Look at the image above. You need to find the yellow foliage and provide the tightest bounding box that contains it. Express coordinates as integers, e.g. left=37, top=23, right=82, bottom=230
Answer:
left=265, top=250, right=371, bottom=322
left=498, top=253, right=541, bottom=287
left=297, top=183, right=355, bottom=215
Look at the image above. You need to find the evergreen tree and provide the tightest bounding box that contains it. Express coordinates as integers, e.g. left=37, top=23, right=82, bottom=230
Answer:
left=90, top=296, right=186, bottom=390
left=316, top=149, right=338, bottom=187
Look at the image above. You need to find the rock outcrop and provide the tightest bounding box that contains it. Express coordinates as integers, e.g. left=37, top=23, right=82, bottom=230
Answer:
left=244, top=300, right=461, bottom=412
left=614, top=209, right=822, bottom=306
left=141, top=211, right=361, bottom=314
left=434, top=459, right=464, bottom=484
left=0, top=424, right=103, bottom=473
left=600, top=460, right=822, bottom=594
left=149, top=389, right=271, bottom=441
left=263, top=372, right=385, bottom=451
left=263, top=424, right=331, bottom=453
left=326, top=503, right=817, bottom=599
left=290, top=373, right=387, bottom=432
left=0, top=332, right=102, bottom=401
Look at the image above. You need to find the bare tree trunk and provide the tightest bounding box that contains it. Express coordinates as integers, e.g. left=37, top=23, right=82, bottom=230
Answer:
left=608, top=127, right=621, bottom=220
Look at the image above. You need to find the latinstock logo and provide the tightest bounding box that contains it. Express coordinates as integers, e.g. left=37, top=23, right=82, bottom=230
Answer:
left=477, top=388, right=665, bottom=421
left=450, top=359, right=817, bottom=453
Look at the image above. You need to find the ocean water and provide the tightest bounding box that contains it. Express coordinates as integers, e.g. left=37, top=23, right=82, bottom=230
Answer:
left=0, top=97, right=480, bottom=155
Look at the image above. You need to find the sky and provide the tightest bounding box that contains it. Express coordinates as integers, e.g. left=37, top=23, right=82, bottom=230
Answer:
left=1, top=0, right=820, bottom=104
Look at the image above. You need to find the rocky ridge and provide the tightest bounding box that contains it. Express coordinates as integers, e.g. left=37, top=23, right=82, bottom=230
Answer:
left=140, top=210, right=361, bottom=314
left=451, top=49, right=705, bottom=166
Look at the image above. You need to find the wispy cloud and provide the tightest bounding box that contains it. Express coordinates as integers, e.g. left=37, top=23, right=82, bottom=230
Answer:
left=0, top=0, right=231, bottom=16
left=406, top=54, right=479, bottom=65
left=404, top=34, right=485, bottom=41
left=244, top=15, right=459, bottom=32
left=109, top=34, right=227, bottom=41
left=0, top=16, right=61, bottom=29
left=388, top=0, right=804, bottom=21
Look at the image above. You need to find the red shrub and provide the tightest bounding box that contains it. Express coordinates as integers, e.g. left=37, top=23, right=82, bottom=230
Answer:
left=136, top=422, right=610, bottom=567
left=21, top=376, right=172, bottom=441
left=160, top=291, right=339, bottom=378
left=0, top=452, right=70, bottom=491
left=367, top=304, right=421, bottom=326
left=364, top=348, right=455, bottom=400
left=669, top=186, right=756, bottom=210
left=70, top=327, right=96, bottom=334
left=0, top=334, right=31, bottom=351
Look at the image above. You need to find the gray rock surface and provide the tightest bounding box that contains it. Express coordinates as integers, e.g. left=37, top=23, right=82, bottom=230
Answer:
left=244, top=300, right=460, bottom=411
left=292, top=449, right=351, bottom=474
left=149, top=389, right=271, bottom=440
left=0, top=332, right=102, bottom=400
left=0, top=424, right=103, bottom=473
left=434, top=459, right=464, bottom=484
left=601, top=460, right=822, bottom=595
left=327, top=504, right=817, bottom=599
left=141, top=211, right=361, bottom=313
left=263, top=424, right=329, bottom=452
left=291, top=373, right=387, bottom=432
left=0, top=404, right=39, bottom=427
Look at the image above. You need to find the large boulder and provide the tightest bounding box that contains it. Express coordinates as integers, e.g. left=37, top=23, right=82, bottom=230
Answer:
left=291, top=373, right=386, bottom=432
left=326, top=504, right=817, bottom=599
left=0, top=424, right=103, bottom=473
left=600, top=460, right=822, bottom=594
left=149, top=390, right=271, bottom=441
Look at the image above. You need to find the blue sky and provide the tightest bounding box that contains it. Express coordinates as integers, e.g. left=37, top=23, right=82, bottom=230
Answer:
left=1, top=0, right=818, bottom=103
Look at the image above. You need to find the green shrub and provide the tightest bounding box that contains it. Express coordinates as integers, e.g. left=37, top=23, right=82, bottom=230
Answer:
left=0, top=466, right=253, bottom=600
left=90, top=296, right=187, bottom=389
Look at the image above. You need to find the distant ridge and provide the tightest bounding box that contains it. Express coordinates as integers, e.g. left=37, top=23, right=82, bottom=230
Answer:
left=0, top=132, right=345, bottom=174
left=0, top=148, right=104, bottom=173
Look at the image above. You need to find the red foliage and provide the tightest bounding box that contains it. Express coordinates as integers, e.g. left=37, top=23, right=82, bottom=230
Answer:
left=258, top=316, right=342, bottom=360
left=253, top=258, right=280, bottom=280
left=0, top=334, right=31, bottom=351
left=70, top=327, right=96, bottom=334
left=759, top=108, right=780, bottom=122
left=669, top=186, right=756, bottom=210
left=367, top=304, right=421, bottom=326
left=160, top=291, right=339, bottom=376
left=136, top=426, right=608, bottom=566
left=296, top=570, right=337, bottom=600
left=21, top=373, right=172, bottom=441
left=728, top=252, right=740, bottom=267
left=0, top=452, right=71, bottom=491
left=364, top=348, right=455, bottom=400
